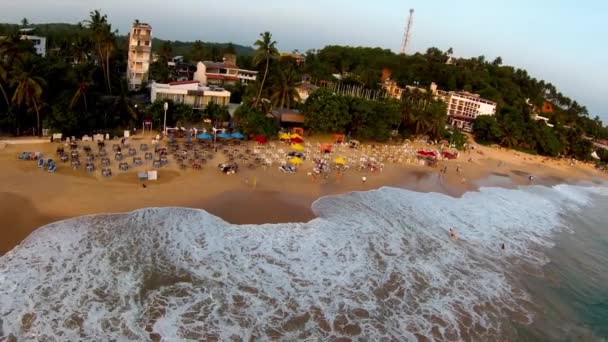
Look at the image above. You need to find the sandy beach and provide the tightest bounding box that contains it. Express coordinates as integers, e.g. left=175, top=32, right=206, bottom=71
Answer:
left=0, top=135, right=604, bottom=254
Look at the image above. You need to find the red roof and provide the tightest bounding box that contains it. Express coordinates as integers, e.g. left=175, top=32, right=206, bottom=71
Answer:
left=206, top=74, right=239, bottom=81
left=168, top=80, right=199, bottom=86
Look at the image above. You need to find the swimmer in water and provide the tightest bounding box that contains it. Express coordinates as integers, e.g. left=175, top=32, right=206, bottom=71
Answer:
left=450, top=228, right=458, bottom=240
left=501, top=243, right=505, bottom=250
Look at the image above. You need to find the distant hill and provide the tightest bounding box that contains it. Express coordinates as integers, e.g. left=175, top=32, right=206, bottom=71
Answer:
left=150, top=38, right=254, bottom=57
left=0, top=23, right=255, bottom=57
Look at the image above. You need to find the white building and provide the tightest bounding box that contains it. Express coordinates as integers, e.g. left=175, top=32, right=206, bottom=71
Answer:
left=151, top=80, right=231, bottom=109
left=1, top=29, right=46, bottom=56
left=436, top=90, right=497, bottom=132
left=22, top=35, right=46, bottom=57
left=127, top=21, right=152, bottom=91
left=199, top=54, right=257, bottom=86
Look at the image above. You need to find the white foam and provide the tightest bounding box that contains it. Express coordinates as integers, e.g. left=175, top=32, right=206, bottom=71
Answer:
left=0, top=184, right=605, bottom=340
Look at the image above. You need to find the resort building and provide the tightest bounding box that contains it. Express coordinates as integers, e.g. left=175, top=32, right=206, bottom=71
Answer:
left=127, top=21, right=152, bottom=91
left=436, top=89, right=497, bottom=132
left=280, top=52, right=305, bottom=65
left=150, top=80, right=231, bottom=109
left=198, top=54, right=257, bottom=86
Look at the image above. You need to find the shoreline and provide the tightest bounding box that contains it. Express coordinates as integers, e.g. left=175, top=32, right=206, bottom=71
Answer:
left=0, top=138, right=605, bottom=254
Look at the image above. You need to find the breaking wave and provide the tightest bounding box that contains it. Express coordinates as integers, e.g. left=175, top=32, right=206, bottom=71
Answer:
left=0, top=184, right=605, bottom=340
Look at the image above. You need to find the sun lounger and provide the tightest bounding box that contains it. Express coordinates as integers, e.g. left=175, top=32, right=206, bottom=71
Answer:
left=48, top=164, right=56, bottom=173
left=38, top=158, right=44, bottom=167
left=137, top=172, right=148, bottom=180
left=101, top=168, right=112, bottom=177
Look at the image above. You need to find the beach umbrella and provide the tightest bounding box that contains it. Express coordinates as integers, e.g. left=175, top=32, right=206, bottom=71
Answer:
left=289, top=157, right=303, bottom=165
left=217, top=132, right=231, bottom=139
left=290, top=136, right=304, bottom=143
left=279, top=133, right=290, bottom=140
left=196, top=133, right=212, bottom=140
left=291, top=143, right=305, bottom=151
left=290, top=133, right=303, bottom=140
left=334, top=157, right=346, bottom=165
left=231, top=132, right=245, bottom=139
left=255, top=136, right=267, bottom=144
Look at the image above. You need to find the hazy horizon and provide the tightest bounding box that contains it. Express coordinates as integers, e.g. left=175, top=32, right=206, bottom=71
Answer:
left=1, top=0, right=606, bottom=122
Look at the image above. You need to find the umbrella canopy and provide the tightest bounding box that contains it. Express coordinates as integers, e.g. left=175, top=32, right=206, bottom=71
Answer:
left=291, top=143, right=305, bottom=151
left=289, top=157, right=303, bottom=164
left=334, top=157, right=346, bottom=164
left=290, top=133, right=302, bottom=140
left=255, top=136, right=267, bottom=144
left=196, top=133, right=213, bottom=140
left=231, top=132, right=245, bottom=139
left=290, top=136, right=304, bottom=143
left=217, top=132, right=231, bottom=139
left=279, top=133, right=290, bottom=140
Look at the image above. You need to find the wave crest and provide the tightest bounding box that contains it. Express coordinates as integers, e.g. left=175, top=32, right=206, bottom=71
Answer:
left=0, top=185, right=603, bottom=340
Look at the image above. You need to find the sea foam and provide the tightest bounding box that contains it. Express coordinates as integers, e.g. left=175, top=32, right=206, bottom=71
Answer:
left=0, top=184, right=604, bottom=340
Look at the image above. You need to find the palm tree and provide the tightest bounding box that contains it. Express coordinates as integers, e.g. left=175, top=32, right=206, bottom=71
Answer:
left=70, top=66, right=93, bottom=112
left=84, top=10, right=115, bottom=94
left=269, top=66, right=301, bottom=109
left=0, top=36, right=21, bottom=107
left=11, top=64, right=45, bottom=135
left=253, top=31, right=278, bottom=108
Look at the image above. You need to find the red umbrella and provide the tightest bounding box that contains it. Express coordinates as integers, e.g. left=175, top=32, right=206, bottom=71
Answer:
left=290, top=136, right=304, bottom=143
left=255, top=136, right=267, bottom=144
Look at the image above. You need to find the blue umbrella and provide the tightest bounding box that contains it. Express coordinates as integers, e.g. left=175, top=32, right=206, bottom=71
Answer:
left=231, top=132, right=245, bottom=139
left=196, top=133, right=212, bottom=140
left=217, top=132, right=231, bottom=139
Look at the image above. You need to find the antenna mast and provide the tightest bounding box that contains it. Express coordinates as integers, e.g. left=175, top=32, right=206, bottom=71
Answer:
left=401, top=8, right=414, bottom=54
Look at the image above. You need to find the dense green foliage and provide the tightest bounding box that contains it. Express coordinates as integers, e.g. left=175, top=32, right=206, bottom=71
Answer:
left=302, top=45, right=606, bottom=158
left=302, top=88, right=401, bottom=142
left=233, top=105, right=277, bottom=138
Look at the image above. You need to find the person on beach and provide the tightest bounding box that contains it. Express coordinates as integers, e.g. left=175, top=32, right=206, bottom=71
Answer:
left=362, top=176, right=367, bottom=184
left=529, top=175, right=534, bottom=182
left=450, top=228, right=458, bottom=240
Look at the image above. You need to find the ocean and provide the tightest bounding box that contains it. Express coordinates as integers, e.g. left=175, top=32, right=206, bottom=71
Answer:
left=0, top=183, right=607, bottom=341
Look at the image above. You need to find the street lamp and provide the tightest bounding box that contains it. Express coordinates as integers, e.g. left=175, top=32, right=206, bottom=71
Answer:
left=163, top=102, right=168, bottom=136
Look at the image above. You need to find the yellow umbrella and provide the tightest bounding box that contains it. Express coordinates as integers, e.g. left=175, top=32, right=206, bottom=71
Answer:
left=279, top=133, right=290, bottom=140
left=334, top=157, right=346, bottom=165
left=291, top=143, right=305, bottom=151
left=290, top=133, right=302, bottom=140
left=289, top=157, right=303, bottom=164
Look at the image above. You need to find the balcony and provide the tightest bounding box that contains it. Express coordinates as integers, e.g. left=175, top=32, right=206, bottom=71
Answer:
left=131, top=45, right=151, bottom=53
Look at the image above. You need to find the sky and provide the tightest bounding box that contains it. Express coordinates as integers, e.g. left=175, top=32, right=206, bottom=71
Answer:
left=2, top=0, right=607, bottom=121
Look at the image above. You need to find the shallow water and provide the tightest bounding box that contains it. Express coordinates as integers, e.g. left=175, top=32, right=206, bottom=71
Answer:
left=0, top=184, right=606, bottom=340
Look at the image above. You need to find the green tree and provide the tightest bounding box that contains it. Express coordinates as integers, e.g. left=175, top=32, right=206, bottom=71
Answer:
left=234, top=104, right=277, bottom=137
left=69, top=65, right=93, bottom=112
left=473, top=115, right=503, bottom=143
left=253, top=31, right=279, bottom=108
left=188, top=40, right=206, bottom=62
left=268, top=65, right=301, bottom=109
left=11, top=63, right=45, bottom=135
left=302, top=88, right=350, bottom=133
left=84, top=10, right=116, bottom=94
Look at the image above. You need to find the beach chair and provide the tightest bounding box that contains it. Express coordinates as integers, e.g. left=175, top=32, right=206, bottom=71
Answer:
left=48, top=164, right=57, bottom=173
left=38, top=158, right=44, bottom=168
